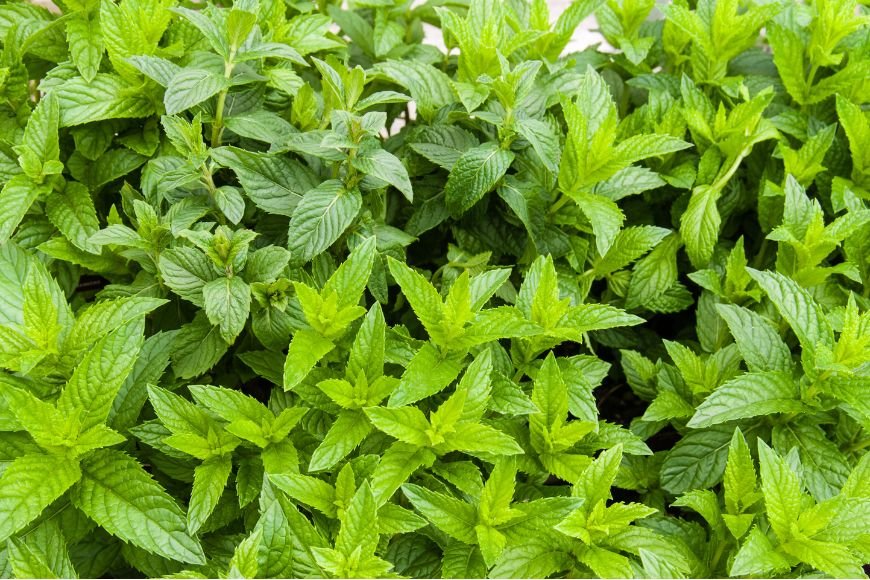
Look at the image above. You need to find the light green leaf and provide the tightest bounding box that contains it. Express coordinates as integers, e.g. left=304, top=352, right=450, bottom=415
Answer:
left=210, top=147, right=317, bottom=217
left=515, top=118, right=560, bottom=173
left=626, top=235, right=680, bottom=309
left=45, top=181, right=101, bottom=253
left=283, top=329, right=335, bottom=391
left=228, top=527, right=262, bottom=579
left=402, top=484, right=477, bottom=544
left=58, top=317, right=145, bottom=432
left=836, top=95, right=869, bottom=181
left=164, top=68, right=229, bottom=115
left=716, top=304, right=793, bottom=373
left=572, top=192, right=624, bottom=256
left=747, top=269, right=835, bottom=361
left=773, top=422, right=851, bottom=502
left=758, top=442, right=803, bottom=542
left=596, top=226, right=670, bottom=276
left=370, top=443, right=434, bottom=506
left=66, top=9, right=103, bottom=82
left=65, top=297, right=166, bottom=354
left=336, top=483, right=379, bottom=557
left=202, top=276, right=251, bottom=343
left=323, top=236, right=377, bottom=310
left=270, top=473, right=337, bottom=517
left=7, top=520, right=76, bottom=579
left=579, top=545, right=633, bottom=578
left=287, top=181, right=362, bottom=264
left=371, top=60, right=456, bottom=120
left=365, top=406, right=431, bottom=447
left=171, top=313, right=229, bottom=379
left=688, top=371, right=803, bottom=428
left=309, top=410, right=372, bottom=472
left=19, top=92, right=60, bottom=177
left=681, top=185, right=720, bottom=267
left=386, top=258, right=443, bottom=339
left=782, top=537, right=865, bottom=579
left=171, top=6, right=228, bottom=57
left=389, top=343, right=464, bottom=407
left=575, top=445, right=623, bottom=507
left=126, top=55, right=180, bottom=87
left=532, top=353, right=568, bottom=431
left=110, top=330, right=176, bottom=431
left=558, top=303, right=644, bottom=336
left=724, top=428, right=758, bottom=516
left=445, top=422, right=524, bottom=456
left=0, top=454, right=81, bottom=543
left=352, top=147, right=413, bottom=201
left=71, top=449, right=206, bottom=564
left=730, top=526, right=791, bottom=576
left=158, top=247, right=219, bottom=307
left=346, top=303, right=386, bottom=384
left=188, top=454, right=232, bottom=534
left=54, top=74, right=154, bottom=126
left=444, top=143, right=514, bottom=216
left=661, top=424, right=734, bottom=494
left=214, top=186, right=245, bottom=224
left=187, top=384, right=270, bottom=425
left=767, top=23, right=807, bottom=104
left=0, top=176, right=44, bottom=245
left=613, top=133, right=692, bottom=164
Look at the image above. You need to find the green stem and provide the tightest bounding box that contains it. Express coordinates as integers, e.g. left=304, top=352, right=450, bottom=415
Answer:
left=344, top=148, right=360, bottom=188
left=845, top=438, right=870, bottom=453
left=211, top=59, right=236, bottom=148
left=201, top=163, right=227, bottom=226
left=804, top=62, right=820, bottom=105
left=18, top=499, right=71, bottom=538
left=211, top=91, right=228, bottom=147
left=549, top=193, right=572, bottom=215
left=750, top=238, right=770, bottom=269
left=803, top=370, right=832, bottom=401
left=711, top=147, right=750, bottom=194
left=709, top=536, right=728, bottom=574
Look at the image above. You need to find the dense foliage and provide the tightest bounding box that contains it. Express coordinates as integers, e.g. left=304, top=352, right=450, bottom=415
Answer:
left=0, top=0, right=869, bottom=577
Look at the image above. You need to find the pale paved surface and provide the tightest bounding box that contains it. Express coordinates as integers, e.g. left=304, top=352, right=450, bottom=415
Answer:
left=421, top=0, right=604, bottom=52
left=29, top=0, right=605, bottom=52
left=551, top=0, right=606, bottom=53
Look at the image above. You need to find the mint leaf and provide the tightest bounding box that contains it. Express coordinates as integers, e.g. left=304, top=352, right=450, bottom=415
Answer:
left=202, top=276, right=251, bottom=343
left=164, top=68, right=230, bottom=116
left=58, top=318, right=145, bottom=431
left=2, top=2, right=868, bottom=577
left=0, top=454, right=81, bottom=543
left=748, top=269, right=835, bottom=362
left=688, top=371, right=803, bottom=428
left=71, top=449, right=206, bottom=564
left=0, top=177, right=44, bottom=245
left=287, top=181, right=362, bottom=264
left=352, top=147, right=414, bottom=202
left=444, top=143, right=514, bottom=216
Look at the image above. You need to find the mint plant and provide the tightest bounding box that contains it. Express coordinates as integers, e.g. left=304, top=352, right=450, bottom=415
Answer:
left=0, top=0, right=869, bottom=577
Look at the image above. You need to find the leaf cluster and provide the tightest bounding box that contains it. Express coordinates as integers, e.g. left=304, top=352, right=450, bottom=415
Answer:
left=0, top=0, right=869, bottom=577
